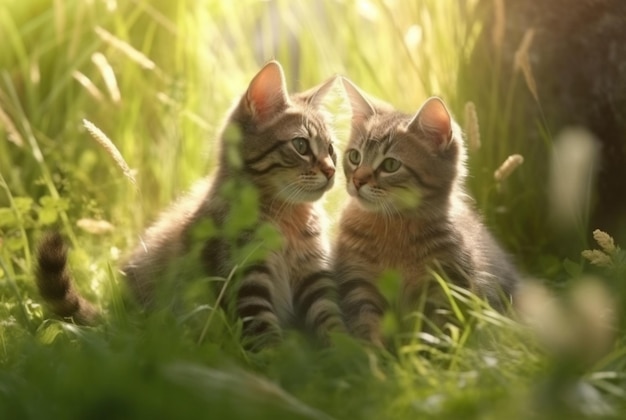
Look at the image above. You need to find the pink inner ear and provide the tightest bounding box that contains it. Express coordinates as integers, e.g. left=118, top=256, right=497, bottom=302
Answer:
left=246, top=61, right=289, bottom=122
left=409, top=97, right=452, bottom=149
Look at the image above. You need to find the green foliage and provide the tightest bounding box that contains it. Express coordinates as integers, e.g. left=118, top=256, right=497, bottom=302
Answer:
left=1, top=0, right=626, bottom=419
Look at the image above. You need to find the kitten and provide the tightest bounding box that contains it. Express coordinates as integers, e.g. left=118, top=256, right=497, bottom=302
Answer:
left=36, top=61, right=344, bottom=346
left=333, top=78, right=519, bottom=347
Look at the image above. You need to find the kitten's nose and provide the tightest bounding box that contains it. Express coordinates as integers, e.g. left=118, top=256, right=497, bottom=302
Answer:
left=352, top=168, right=372, bottom=190
left=352, top=176, right=366, bottom=190
left=319, top=157, right=335, bottom=180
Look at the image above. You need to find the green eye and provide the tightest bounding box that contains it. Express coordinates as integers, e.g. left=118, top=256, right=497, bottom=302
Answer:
left=381, top=158, right=401, bottom=172
left=348, top=149, right=361, bottom=165
left=292, top=137, right=309, bottom=155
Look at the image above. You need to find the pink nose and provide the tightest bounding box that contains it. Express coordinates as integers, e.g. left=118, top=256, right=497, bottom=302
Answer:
left=321, top=165, right=335, bottom=180
left=352, top=168, right=372, bottom=190
left=352, top=176, right=367, bottom=190
left=319, top=157, right=335, bottom=180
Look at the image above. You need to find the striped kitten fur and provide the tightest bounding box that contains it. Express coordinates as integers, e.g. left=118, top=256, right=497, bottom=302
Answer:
left=36, top=61, right=344, bottom=346
left=36, top=232, right=99, bottom=325
left=333, top=78, right=519, bottom=347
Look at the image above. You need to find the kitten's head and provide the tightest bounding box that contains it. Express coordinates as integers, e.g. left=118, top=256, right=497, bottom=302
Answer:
left=223, top=61, right=337, bottom=204
left=341, top=77, right=466, bottom=215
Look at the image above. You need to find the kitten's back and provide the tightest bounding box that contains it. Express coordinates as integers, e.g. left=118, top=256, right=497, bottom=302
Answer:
left=450, top=198, right=518, bottom=308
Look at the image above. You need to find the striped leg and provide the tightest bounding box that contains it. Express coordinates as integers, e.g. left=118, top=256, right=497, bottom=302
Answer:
left=292, top=270, right=345, bottom=343
left=237, top=264, right=282, bottom=348
left=338, top=276, right=387, bottom=347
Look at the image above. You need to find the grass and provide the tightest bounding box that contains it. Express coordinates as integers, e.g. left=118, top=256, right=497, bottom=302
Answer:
left=1, top=0, right=626, bottom=418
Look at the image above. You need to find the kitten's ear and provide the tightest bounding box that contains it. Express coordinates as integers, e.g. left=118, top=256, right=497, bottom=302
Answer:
left=408, top=97, right=453, bottom=151
left=341, top=77, right=376, bottom=123
left=245, top=60, right=290, bottom=123
left=298, top=76, right=336, bottom=108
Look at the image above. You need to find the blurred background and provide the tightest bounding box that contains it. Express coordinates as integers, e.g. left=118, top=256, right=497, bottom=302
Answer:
left=2, top=0, right=624, bottom=276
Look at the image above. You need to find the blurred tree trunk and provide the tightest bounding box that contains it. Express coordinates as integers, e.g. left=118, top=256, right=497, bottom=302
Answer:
left=464, top=0, right=626, bottom=250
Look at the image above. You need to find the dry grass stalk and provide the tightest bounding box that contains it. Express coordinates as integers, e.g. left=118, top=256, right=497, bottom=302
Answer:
left=514, top=28, right=539, bottom=103
left=0, top=105, right=24, bottom=147
left=91, top=52, right=121, bottom=103
left=492, top=0, right=505, bottom=51
left=95, top=26, right=156, bottom=71
left=72, top=71, right=104, bottom=101
left=463, top=101, right=481, bottom=152
left=82, top=119, right=136, bottom=185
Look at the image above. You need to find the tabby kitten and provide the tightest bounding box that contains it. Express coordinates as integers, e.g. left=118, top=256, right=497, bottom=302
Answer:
left=36, top=61, right=344, bottom=346
left=333, top=78, right=519, bottom=346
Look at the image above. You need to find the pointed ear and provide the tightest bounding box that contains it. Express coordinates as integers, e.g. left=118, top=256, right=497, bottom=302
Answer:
left=407, top=97, right=453, bottom=151
left=245, top=60, right=290, bottom=123
left=297, top=75, right=337, bottom=108
left=341, top=77, right=376, bottom=124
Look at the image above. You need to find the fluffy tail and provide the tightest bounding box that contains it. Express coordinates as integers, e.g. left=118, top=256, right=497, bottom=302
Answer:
left=35, top=232, right=99, bottom=325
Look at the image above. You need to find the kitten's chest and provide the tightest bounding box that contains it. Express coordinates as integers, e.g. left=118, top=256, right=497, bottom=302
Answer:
left=271, top=208, right=327, bottom=266
left=263, top=204, right=328, bottom=281
left=263, top=206, right=328, bottom=322
left=344, top=211, right=443, bottom=277
left=377, top=227, right=428, bottom=274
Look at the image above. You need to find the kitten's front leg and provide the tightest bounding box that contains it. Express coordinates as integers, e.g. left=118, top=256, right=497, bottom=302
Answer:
left=292, top=268, right=345, bottom=343
left=336, top=263, right=387, bottom=347
left=237, top=263, right=283, bottom=348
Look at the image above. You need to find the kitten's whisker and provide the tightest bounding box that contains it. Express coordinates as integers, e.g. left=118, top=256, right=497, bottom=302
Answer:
left=382, top=201, right=396, bottom=239
left=270, top=179, right=307, bottom=220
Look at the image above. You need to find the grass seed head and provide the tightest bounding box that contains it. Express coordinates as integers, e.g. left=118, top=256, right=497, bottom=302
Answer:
left=82, top=119, right=136, bottom=186
left=581, top=250, right=612, bottom=268
left=592, top=229, right=616, bottom=255
left=494, top=154, right=523, bottom=181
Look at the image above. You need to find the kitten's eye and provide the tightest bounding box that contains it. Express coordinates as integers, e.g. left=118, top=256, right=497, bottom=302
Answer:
left=292, top=137, right=309, bottom=155
left=328, top=143, right=334, bottom=156
left=348, top=149, right=361, bottom=165
left=381, top=158, right=401, bottom=173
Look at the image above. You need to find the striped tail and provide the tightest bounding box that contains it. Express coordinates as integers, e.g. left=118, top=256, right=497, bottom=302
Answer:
left=35, top=232, right=99, bottom=325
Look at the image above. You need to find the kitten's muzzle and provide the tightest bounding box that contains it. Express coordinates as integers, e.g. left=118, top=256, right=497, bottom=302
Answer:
left=352, top=167, right=373, bottom=190
left=318, top=156, right=335, bottom=180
